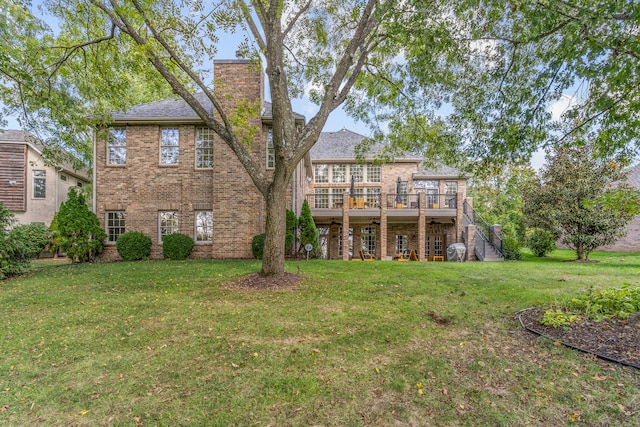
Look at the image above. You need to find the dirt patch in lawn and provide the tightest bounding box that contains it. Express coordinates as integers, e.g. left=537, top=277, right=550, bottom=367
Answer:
left=222, top=272, right=303, bottom=291
left=519, top=308, right=640, bottom=369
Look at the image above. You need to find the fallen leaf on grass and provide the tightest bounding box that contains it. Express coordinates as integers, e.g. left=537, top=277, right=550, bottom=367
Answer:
left=592, top=374, right=607, bottom=381
left=0, top=405, right=8, bottom=412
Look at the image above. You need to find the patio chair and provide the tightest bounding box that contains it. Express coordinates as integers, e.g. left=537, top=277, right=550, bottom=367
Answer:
left=355, top=197, right=365, bottom=209
left=359, top=249, right=375, bottom=261
left=409, top=250, right=418, bottom=261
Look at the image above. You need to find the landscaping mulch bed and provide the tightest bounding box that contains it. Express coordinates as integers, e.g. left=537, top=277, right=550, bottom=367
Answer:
left=222, top=272, right=303, bottom=291
left=519, top=308, right=640, bottom=369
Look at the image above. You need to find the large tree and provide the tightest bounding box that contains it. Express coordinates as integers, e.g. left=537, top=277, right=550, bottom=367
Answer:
left=523, top=138, right=639, bottom=261
left=348, top=0, right=640, bottom=171
left=2, top=0, right=468, bottom=277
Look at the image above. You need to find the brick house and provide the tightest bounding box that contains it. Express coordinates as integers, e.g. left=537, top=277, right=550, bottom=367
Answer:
left=94, top=60, right=308, bottom=260
left=598, top=163, right=640, bottom=252
left=305, top=129, right=474, bottom=261
left=95, top=59, right=497, bottom=261
left=0, top=130, right=90, bottom=226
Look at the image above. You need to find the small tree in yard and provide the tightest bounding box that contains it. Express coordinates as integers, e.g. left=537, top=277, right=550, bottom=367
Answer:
left=55, top=188, right=107, bottom=263
left=298, top=200, right=319, bottom=258
left=524, top=141, right=640, bottom=261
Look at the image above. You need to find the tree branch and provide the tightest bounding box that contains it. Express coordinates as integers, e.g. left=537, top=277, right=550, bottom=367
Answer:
left=283, top=0, right=312, bottom=39
left=48, top=24, right=116, bottom=77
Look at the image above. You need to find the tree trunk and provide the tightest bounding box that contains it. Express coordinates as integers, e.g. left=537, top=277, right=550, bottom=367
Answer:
left=260, top=181, right=288, bottom=277
left=576, top=243, right=584, bottom=260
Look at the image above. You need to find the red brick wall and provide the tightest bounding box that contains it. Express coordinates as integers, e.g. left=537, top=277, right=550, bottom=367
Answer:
left=96, top=60, right=270, bottom=260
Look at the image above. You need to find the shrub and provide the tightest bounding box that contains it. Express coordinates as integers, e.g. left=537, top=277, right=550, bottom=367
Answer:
left=116, top=231, right=152, bottom=261
left=162, top=233, right=194, bottom=260
left=0, top=204, right=50, bottom=278
left=501, top=232, right=522, bottom=260
left=527, top=228, right=556, bottom=257
left=55, top=188, right=106, bottom=263
left=298, top=200, right=319, bottom=258
left=539, top=309, right=580, bottom=328
left=252, top=233, right=265, bottom=259
left=569, top=284, right=640, bottom=320
left=286, top=209, right=298, bottom=254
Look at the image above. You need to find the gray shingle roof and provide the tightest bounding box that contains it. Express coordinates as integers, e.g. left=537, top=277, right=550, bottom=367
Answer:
left=310, top=129, right=465, bottom=178
left=111, top=93, right=304, bottom=122
left=310, top=129, right=372, bottom=160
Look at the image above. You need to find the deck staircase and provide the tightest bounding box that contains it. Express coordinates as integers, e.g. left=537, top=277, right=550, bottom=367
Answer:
left=463, top=201, right=504, bottom=262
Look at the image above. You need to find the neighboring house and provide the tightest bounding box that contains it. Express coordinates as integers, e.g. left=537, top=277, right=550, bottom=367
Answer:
left=598, top=163, right=640, bottom=252
left=0, top=130, right=90, bottom=226
left=95, top=59, right=499, bottom=261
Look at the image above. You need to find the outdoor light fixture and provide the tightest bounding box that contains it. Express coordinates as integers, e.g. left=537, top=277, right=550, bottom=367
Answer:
left=8, top=180, right=17, bottom=186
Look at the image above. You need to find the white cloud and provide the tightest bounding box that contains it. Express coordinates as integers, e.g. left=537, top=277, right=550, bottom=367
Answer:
left=549, top=94, right=578, bottom=122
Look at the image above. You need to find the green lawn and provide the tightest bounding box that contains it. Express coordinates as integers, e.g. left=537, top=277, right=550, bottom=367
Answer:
left=1, top=250, right=639, bottom=426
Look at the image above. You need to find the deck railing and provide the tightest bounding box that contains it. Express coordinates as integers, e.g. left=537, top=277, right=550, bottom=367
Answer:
left=306, top=193, right=459, bottom=210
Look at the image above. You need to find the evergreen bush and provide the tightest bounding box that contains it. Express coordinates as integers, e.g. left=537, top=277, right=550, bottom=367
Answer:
left=116, top=231, right=152, bottom=261
left=162, top=233, right=194, bottom=260
left=298, top=200, right=319, bottom=257
left=527, top=228, right=556, bottom=257
left=252, top=233, right=265, bottom=259
left=55, top=188, right=106, bottom=263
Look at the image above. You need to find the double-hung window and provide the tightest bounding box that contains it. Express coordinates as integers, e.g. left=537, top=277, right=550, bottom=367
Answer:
left=266, top=128, right=275, bottom=169
left=106, top=211, right=126, bottom=243
left=195, top=210, right=213, bottom=242
left=33, top=171, right=46, bottom=199
left=107, top=128, right=127, bottom=165
left=160, top=128, right=179, bottom=165
left=196, top=127, right=214, bottom=169
left=159, top=211, right=179, bottom=242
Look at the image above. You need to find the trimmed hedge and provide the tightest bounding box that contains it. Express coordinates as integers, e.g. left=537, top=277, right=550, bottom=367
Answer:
left=162, top=233, right=194, bottom=260
left=116, top=231, right=152, bottom=261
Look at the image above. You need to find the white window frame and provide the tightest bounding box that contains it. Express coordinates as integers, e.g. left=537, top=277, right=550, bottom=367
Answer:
left=366, top=164, right=381, bottom=183
left=266, top=127, right=275, bottom=169
left=395, top=235, right=408, bottom=254
left=314, top=164, right=328, bottom=183
left=314, top=188, right=330, bottom=208
left=195, top=210, right=213, bottom=243
left=32, top=170, right=46, bottom=199
left=160, top=128, right=180, bottom=165
left=332, top=164, right=346, bottom=183
left=107, top=128, right=127, bottom=165
left=196, top=127, right=214, bottom=169
left=351, top=164, right=363, bottom=183
left=361, top=226, right=376, bottom=256
left=106, top=211, right=126, bottom=243
left=158, top=211, right=179, bottom=243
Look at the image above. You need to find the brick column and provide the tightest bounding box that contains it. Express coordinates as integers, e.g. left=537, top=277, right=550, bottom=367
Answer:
left=466, top=223, right=476, bottom=261
left=490, top=224, right=502, bottom=248
left=456, top=192, right=465, bottom=242
left=379, top=192, right=387, bottom=260
left=418, top=192, right=426, bottom=261
left=342, top=192, right=350, bottom=260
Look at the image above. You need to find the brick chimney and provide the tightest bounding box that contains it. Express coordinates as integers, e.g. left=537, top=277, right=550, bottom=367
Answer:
left=213, top=59, right=264, bottom=112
